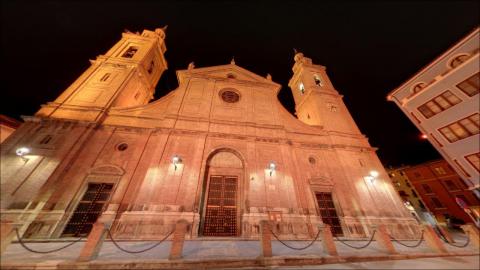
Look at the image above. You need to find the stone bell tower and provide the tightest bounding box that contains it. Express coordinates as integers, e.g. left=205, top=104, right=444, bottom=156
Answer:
left=36, top=28, right=168, bottom=122
left=288, top=51, right=361, bottom=135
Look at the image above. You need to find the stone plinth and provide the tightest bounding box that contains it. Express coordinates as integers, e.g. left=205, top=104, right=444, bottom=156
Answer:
left=461, top=223, right=479, bottom=249
left=1, top=220, right=20, bottom=255
left=437, top=225, right=455, bottom=243
left=77, top=221, right=110, bottom=262
left=259, top=220, right=272, bottom=257
left=169, top=219, right=188, bottom=260
left=373, top=224, right=397, bottom=254
left=423, top=225, right=447, bottom=253
left=319, top=224, right=338, bottom=256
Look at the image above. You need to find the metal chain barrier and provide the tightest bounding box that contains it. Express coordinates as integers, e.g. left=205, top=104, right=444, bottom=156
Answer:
left=388, top=230, right=424, bottom=248
left=441, top=232, right=470, bottom=248
left=334, top=230, right=376, bottom=249
left=14, top=228, right=83, bottom=254
left=106, top=228, right=174, bottom=254
left=268, top=226, right=322, bottom=250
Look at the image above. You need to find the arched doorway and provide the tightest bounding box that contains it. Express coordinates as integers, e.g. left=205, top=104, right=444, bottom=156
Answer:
left=199, top=149, right=244, bottom=237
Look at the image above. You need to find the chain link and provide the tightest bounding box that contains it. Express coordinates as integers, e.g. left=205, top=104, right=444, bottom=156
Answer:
left=388, top=230, right=424, bottom=248
left=106, top=228, right=174, bottom=254
left=334, top=230, right=376, bottom=249
left=14, top=228, right=83, bottom=254
left=268, top=226, right=321, bottom=250
left=441, top=232, right=470, bottom=248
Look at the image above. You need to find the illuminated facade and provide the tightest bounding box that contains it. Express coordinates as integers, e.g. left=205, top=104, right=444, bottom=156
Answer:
left=387, top=28, right=480, bottom=195
left=387, top=166, right=432, bottom=224
left=0, top=115, right=21, bottom=143
left=402, top=160, right=479, bottom=226
left=1, top=28, right=418, bottom=241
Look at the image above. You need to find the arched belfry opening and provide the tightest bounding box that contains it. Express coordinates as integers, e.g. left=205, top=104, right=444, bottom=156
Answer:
left=198, top=148, right=245, bottom=237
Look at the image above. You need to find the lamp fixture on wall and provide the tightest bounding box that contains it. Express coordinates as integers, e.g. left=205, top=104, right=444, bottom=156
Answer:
left=365, top=170, right=379, bottom=184
left=268, top=162, right=276, bottom=176
left=172, top=155, right=182, bottom=170
left=15, top=147, right=30, bottom=161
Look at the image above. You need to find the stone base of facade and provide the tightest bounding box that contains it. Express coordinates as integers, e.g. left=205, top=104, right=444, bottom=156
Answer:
left=3, top=205, right=421, bottom=241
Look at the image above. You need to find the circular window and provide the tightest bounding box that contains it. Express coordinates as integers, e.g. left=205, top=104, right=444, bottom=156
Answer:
left=308, top=157, right=316, bottom=165
left=116, top=143, right=128, bottom=151
left=219, top=89, right=240, bottom=103
left=227, top=73, right=236, bottom=79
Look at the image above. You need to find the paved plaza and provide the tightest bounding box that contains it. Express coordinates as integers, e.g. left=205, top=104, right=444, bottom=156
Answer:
left=268, top=255, right=479, bottom=269
left=1, top=231, right=478, bottom=269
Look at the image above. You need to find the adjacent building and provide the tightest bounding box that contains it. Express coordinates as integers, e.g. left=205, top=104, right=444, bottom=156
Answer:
left=387, top=28, right=479, bottom=196
left=402, top=159, right=479, bottom=226
left=0, top=28, right=418, bottom=242
left=387, top=166, right=433, bottom=224
left=0, top=115, right=21, bottom=143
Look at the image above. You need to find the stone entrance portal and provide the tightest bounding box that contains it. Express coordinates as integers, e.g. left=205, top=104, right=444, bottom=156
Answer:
left=315, top=192, right=343, bottom=236
left=199, top=149, right=244, bottom=237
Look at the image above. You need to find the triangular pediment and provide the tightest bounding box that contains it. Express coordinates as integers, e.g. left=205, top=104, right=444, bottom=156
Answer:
left=177, top=63, right=280, bottom=87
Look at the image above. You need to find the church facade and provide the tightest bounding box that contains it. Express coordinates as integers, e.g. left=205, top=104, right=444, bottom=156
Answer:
left=1, top=28, right=419, bottom=240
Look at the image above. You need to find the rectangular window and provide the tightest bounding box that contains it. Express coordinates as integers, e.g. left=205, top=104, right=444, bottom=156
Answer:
left=438, top=113, right=480, bottom=143
left=433, top=167, right=447, bottom=175
left=358, top=159, right=365, bottom=167
left=430, top=197, right=444, bottom=208
left=100, top=73, right=110, bottom=82
left=39, top=135, right=52, bottom=144
left=422, top=184, right=433, bottom=194
left=465, top=153, right=480, bottom=172
left=417, top=90, right=462, bottom=118
left=456, top=73, right=479, bottom=97
left=418, top=105, right=435, bottom=118
left=456, top=195, right=471, bottom=206
left=444, top=180, right=459, bottom=191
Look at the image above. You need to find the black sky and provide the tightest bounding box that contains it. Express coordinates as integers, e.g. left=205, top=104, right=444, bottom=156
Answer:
left=1, top=0, right=479, bottom=167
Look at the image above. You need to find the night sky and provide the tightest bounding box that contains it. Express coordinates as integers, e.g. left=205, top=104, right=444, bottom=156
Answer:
left=1, top=1, right=479, bottom=167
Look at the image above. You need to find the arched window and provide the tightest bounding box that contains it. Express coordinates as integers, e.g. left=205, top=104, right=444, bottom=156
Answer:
left=412, top=82, right=426, bottom=94
left=449, top=54, right=469, bottom=69
left=227, top=73, right=236, bottom=79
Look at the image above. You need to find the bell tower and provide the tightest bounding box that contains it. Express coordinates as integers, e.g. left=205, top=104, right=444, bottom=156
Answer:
left=36, top=28, right=168, bottom=122
left=288, top=51, right=361, bottom=135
